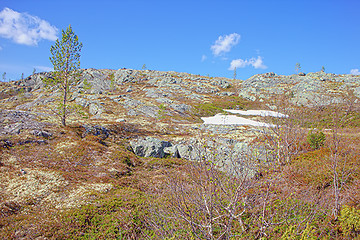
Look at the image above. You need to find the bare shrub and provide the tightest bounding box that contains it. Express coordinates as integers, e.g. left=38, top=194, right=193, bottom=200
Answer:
left=261, top=93, right=307, bottom=166
left=148, top=140, right=258, bottom=239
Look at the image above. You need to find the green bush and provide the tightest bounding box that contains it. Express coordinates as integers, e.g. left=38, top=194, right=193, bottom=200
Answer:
left=60, top=187, right=151, bottom=239
left=339, top=205, right=360, bottom=237
left=307, top=130, right=325, bottom=150
left=281, top=223, right=317, bottom=240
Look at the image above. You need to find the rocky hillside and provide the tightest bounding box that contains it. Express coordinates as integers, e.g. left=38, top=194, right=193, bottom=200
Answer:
left=2, top=68, right=359, bottom=133
left=1, top=69, right=360, bottom=239
left=239, top=71, right=360, bottom=106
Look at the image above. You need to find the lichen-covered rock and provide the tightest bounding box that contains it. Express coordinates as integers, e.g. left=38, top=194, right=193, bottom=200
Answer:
left=82, top=125, right=110, bottom=139
left=89, top=102, right=103, bottom=115
left=170, top=103, right=191, bottom=113
left=130, top=137, right=172, bottom=158
left=163, top=145, right=180, bottom=158
left=0, top=110, right=50, bottom=135
left=238, top=72, right=360, bottom=107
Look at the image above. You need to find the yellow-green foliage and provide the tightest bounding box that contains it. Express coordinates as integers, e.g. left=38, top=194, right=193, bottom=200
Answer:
left=193, top=102, right=223, bottom=117
left=307, top=130, right=325, bottom=150
left=193, top=96, right=252, bottom=117
left=281, top=223, right=317, bottom=240
left=339, top=205, right=360, bottom=237
left=158, top=103, right=166, bottom=119
left=241, top=197, right=327, bottom=239
left=59, top=187, right=150, bottom=239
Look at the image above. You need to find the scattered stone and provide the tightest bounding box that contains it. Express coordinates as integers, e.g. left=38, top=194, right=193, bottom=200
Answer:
left=82, top=125, right=110, bottom=139
left=89, top=102, right=103, bottom=115
left=170, top=103, right=191, bottom=113
left=18, top=140, right=47, bottom=145
left=137, top=106, right=159, bottom=118
left=0, top=109, right=51, bottom=135
left=30, top=129, right=52, bottom=138
left=0, top=139, right=13, bottom=149
left=75, top=97, right=90, bottom=107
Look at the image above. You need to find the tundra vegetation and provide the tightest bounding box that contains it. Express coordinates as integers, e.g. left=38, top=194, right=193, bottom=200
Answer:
left=0, top=47, right=360, bottom=239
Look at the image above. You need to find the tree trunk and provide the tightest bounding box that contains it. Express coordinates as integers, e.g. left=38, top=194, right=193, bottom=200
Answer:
left=62, top=81, right=67, bottom=127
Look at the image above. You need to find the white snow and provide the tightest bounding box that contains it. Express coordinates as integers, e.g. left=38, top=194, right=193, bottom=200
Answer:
left=224, top=109, right=288, bottom=118
left=201, top=114, right=273, bottom=127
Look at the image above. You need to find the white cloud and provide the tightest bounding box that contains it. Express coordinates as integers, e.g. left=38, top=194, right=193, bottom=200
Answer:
left=0, top=45, right=2, bottom=50
left=211, top=33, right=240, bottom=56
left=350, top=69, right=360, bottom=75
left=34, top=65, right=53, bottom=72
left=0, top=7, right=58, bottom=46
left=229, top=56, right=267, bottom=70
left=229, top=58, right=248, bottom=69
left=251, top=56, right=267, bottom=69
left=201, top=55, right=207, bottom=62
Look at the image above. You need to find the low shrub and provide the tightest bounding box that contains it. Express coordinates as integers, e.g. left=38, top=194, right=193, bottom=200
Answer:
left=307, top=130, right=325, bottom=150
left=339, top=205, right=360, bottom=237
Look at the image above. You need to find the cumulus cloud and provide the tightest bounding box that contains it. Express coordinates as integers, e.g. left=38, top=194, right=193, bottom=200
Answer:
left=229, top=59, right=248, bottom=69
left=229, top=56, right=267, bottom=70
left=211, top=33, right=240, bottom=56
left=0, top=7, right=58, bottom=46
left=350, top=69, right=360, bottom=75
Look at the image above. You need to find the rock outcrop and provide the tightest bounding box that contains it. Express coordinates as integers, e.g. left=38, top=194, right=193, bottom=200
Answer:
left=130, top=137, right=172, bottom=158
left=238, top=71, right=360, bottom=107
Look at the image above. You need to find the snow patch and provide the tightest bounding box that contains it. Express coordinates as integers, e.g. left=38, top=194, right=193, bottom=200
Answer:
left=201, top=114, right=272, bottom=127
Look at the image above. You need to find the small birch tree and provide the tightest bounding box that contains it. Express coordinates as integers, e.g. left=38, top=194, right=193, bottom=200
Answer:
left=44, top=25, right=83, bottom=126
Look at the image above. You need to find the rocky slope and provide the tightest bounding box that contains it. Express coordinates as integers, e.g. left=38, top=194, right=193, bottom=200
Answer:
left=1, top=68, right=359, bottom=164
left=239, top=71, right=360, bottom=106
left=1, top=68, right=359, bottom=152
left=1, top=68, right=360, bottom=238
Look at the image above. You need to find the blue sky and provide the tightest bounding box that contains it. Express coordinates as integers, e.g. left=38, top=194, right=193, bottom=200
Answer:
left=0, top=0, right=359, bottom=81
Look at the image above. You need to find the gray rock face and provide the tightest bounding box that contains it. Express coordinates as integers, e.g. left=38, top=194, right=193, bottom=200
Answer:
left=30, top=129, right=52, bottom=138
left=145, top=89, right=173, bottom=98
left=128, top=135, right=262, bottom=178
left=114, top=69, right=150, bottom=84
left=15, top=72, right=50, bottom=90
left=210, top=79, right=231, bottom=89
left=123, top=97, right=144, bottom=108
left=155, top=97, right=173, bottom=104
left=0, top=110, right=50, bottom=135
left=130, top=137, right=172, bottom=158
left=15, top=95, right=55, bottom=110
left=354, top=86, right=360, bottom=98
left=81, top=68, right=113, bottom=94
left=216, top=92, right=235, bottom=96
left=170, top=103, right=191, bottom=113
left=89, top=102, right=103, bottom=115
left=175, top=144, right=197, bottom=160
left=163, top=145, right=180, bottom=158
left=137, top=106, right=159, bottom=118
left=82, top=125, right=110, bottom=139
left=74, top=97, right=90, bottom=107
left=238, top=71, right=360, bottom=107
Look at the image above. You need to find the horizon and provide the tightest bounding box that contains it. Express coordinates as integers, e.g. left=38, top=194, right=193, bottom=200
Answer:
left=1, top=0, right=360, bottom=81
